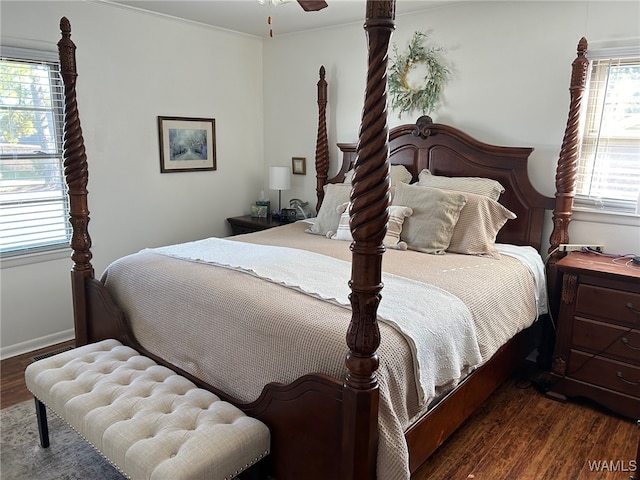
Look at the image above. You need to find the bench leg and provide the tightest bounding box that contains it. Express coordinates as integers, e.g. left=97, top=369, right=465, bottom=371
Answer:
left=34, top=397, right=50, bottom=448
left=240, top=457, right=269, bottom=480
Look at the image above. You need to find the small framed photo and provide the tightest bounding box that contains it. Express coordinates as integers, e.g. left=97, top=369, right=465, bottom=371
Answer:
left=292, top=157, right=306, bottom=175
left=158, top=116, right=216, bottom=173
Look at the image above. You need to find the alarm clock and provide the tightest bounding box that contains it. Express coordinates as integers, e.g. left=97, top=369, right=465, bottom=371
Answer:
left=280, top=208, right=297, bottom=222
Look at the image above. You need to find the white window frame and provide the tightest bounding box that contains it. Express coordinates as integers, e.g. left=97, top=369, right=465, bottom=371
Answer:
left=574, top=44, right=640, bottom=217
left=0, top=46, right=70, bottom=267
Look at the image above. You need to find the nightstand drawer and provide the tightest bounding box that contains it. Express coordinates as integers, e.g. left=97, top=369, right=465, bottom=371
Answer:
left=573, top=317, right=640, bottom=365
left=576, top=284, right=640, bottom=327
left=569, top=349, right=640, bottom=397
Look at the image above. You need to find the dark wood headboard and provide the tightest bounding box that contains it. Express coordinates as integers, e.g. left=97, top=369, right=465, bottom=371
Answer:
left=331, top=116, right=554, bottom=251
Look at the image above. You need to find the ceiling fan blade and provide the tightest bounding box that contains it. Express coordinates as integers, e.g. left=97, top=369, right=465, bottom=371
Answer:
left=297, top=0, right=328, bottom=12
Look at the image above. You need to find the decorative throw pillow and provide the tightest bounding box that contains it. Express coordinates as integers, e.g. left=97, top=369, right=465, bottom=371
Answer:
left=329, top=203, right=413, bottom=251
left=384, top=205, right=413, bottom=250
left=306, top=183, right=351, bottom=236
left=343, top=169, right=355, bottom=184
left=418, top=169, right=505, bottom=201
left=392, top=182, right=467, bottom=254
left=446, top=190, right=517, bottom=258
left=328, top=202, right=352, bottom=241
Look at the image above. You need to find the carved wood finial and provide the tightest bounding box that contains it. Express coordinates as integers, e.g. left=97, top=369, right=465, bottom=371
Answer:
left=549, top=37, right=589, bottom=254
left=315, top=65, right=329, bottom=212
left=413, top=115, right=434, bottom=139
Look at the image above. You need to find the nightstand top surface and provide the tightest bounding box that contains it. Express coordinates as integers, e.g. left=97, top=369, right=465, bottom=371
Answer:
left=557, top=252, right=640, bottom=280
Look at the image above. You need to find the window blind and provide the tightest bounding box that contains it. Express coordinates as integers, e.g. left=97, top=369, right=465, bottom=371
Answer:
left=576, top=48, right=640, bottom=213
left=0, top=47, right=69, bottom=256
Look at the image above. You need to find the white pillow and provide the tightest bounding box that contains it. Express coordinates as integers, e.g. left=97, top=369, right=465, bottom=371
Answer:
left=383, top=205, right=413, bottom=250
left=305, top=183, right=351, bottom=236
left=329, top=203, right=413, bottom=250
left=328, top=202, right=352, bottom=241
left=418, top=169, right=505, bottom=201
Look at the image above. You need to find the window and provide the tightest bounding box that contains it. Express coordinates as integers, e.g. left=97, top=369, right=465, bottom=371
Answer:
left=0, top=47, right=69, bottom=258
left=576, top=46, right=640, bottom=214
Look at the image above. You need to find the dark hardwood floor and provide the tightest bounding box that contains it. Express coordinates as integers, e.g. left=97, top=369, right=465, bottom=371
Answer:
left=2, top=343, right=637, bottom=479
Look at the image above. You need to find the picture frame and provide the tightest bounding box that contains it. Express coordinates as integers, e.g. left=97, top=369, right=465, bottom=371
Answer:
left=292, top=157, right=306, bottom=175
left=158, top=116, right=216, bottom=173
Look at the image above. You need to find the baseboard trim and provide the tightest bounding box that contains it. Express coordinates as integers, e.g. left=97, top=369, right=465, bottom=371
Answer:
left=0, top=330, right=75, bottom=360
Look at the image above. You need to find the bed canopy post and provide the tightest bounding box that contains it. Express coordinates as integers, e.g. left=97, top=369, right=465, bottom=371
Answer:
left=547, top=37, right=589, bottom=323
left=58, top=17, right=94, bottom=347
left=341, top=2, right=395, bottom=479
left=549, top=37, right=589, bottom=255
left=315, top=66, right=329, bottom=212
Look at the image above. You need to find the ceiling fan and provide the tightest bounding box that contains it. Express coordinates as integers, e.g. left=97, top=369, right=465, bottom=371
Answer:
left=297, top=0, right=329, bottom=11
left=259, top=0, right=328, bottom=36
left=259, top=0, right=328, bottom=12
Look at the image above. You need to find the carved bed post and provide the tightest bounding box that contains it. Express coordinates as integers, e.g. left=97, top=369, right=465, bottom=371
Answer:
left=342, top=2, right=395, bottom=479
left=315, top=66, right=329, bottom=212
left=546, top=37, right=589, bottom=325
left=549, top=37, right=589, bottom=255
left=58, top=17, right=94, bottom=346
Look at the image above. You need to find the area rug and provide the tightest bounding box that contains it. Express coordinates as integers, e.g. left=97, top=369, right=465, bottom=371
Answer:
left=1, top=400, right=125, bottom=479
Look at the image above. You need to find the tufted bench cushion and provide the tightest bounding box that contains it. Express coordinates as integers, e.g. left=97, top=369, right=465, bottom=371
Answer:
left=24, top=339, right=270, bottom=480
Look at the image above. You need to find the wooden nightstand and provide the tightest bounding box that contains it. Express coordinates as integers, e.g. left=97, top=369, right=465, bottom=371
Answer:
left=226, top=215, right=288, bottom=235
left=547, top=252, right=640, bottom=418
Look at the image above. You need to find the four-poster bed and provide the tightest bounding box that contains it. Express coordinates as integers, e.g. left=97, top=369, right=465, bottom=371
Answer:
left=56, top=3, right=587, bottom=479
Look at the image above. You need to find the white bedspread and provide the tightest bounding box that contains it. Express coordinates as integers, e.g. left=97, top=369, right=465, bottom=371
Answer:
left=496, top=243, right=548, bottom=316
left=148, top=237, right=483, bottom=406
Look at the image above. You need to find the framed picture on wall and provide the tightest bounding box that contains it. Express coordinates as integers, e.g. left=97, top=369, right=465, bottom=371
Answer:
left=158, top=116, right=216, bottom=173
left=292, top=157, right=306, bottom=175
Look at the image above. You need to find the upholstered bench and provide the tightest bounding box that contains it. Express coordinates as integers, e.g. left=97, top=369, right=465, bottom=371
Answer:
left=24, top=339, right=270, bottom=480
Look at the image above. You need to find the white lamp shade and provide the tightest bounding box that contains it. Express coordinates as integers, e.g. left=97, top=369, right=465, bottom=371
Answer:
left=269, top=166, right=291, bottom=190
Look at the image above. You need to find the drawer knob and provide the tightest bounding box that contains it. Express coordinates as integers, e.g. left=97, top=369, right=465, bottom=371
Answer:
left=617, top=371, right=639, bottom=386
left=622, top=337, right=640, bottom=351
left=627, top=302, right=640, bottom=316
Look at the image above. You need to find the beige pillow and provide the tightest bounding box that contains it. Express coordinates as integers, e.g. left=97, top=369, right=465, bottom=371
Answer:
left=306, top=183, right=351, bottom=236
left=329, top=203, right=413, bottom=251
left=390, top=164, right=413, bottom=186
left=447, top=190, right=517, bottom=258
left=418, top=169, right=505, bottom=200
left=392, top=182, right=467, bottom=254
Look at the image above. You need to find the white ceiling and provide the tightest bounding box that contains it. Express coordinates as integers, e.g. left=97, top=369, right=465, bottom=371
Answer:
left=101, top=0, right=449, bottom=38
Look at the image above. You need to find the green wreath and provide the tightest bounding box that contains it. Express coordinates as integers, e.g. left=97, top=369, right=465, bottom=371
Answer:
left=388, top=32, right=450, bottom=118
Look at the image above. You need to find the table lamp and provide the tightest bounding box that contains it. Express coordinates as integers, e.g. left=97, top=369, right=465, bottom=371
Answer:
left=269, top=166, right=291, bottom=216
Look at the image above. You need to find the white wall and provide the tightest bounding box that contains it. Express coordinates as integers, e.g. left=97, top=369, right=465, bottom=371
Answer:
left=1, top=1, right=638, bottom=357
left=0, top=0, right=264, bottom=357
left=262, top=1, right=640, bottom=254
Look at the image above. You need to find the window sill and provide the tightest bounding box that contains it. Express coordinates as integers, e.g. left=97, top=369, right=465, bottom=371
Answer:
left=572, top=206, right=640, bottom=227
left=0, top=247, right=71, bottom=269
